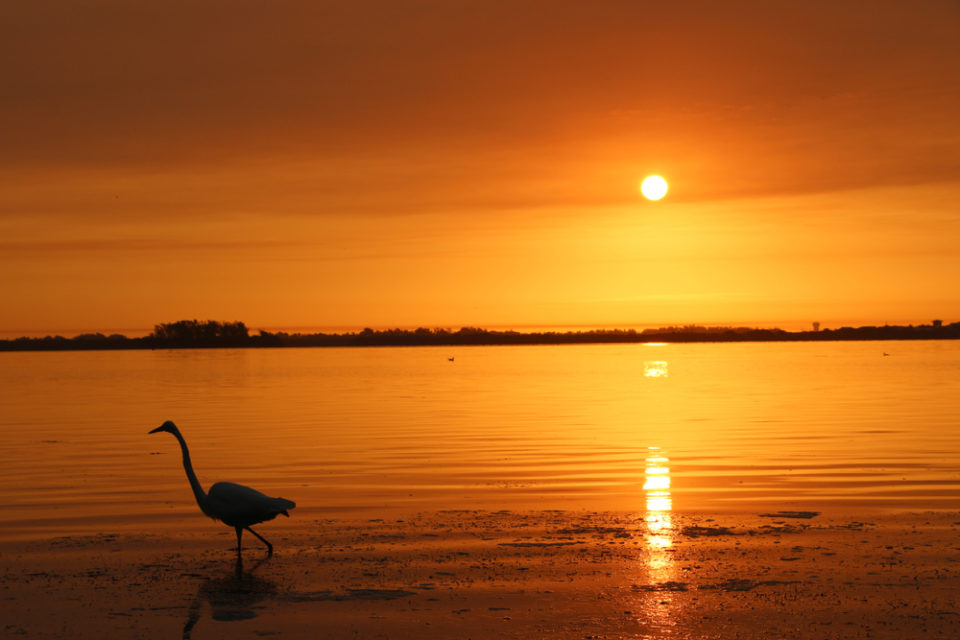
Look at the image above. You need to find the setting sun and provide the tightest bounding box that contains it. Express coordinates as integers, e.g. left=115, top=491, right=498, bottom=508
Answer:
left=640, top=175, right=669, bottom=201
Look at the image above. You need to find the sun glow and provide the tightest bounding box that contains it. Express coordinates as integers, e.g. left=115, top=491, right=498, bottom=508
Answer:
left=640, top=175, right=669, bottom=201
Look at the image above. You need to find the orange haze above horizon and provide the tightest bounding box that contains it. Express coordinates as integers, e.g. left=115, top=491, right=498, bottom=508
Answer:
left=1, top=1, right=959, bottom=337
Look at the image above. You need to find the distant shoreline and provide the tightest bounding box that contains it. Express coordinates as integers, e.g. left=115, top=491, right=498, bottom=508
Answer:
left=1, top=319, right=958, bottom=351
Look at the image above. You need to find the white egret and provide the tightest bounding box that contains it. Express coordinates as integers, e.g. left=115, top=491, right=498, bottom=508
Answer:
left=149, top=420, right=296, bottom=555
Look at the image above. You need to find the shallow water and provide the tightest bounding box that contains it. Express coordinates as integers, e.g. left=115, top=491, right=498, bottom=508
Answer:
left=1, top=341, right=959, bottom=540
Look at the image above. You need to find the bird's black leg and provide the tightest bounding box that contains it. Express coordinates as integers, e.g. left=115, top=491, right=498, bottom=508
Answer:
left=235, top=526, right=243, bottom=554
left=245, top=526, right=273, bottom=555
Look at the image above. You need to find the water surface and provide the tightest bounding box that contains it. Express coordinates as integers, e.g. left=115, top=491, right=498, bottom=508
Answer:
left=2, top=341, right=958, bottom=540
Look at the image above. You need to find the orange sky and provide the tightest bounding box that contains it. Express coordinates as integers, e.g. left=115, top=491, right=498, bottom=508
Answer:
left=2, top=1, right=959, bottom=336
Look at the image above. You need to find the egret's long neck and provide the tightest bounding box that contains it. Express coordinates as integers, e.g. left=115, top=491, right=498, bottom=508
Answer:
left=170, top=429, right=209, bottom=513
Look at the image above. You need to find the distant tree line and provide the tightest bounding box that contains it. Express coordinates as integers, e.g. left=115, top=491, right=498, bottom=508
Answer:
left=2, top=319, right=959, bottom=351
left=149, top=319, right=249, bottom=347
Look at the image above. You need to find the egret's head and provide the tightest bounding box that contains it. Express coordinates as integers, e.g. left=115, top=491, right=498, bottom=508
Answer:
left=149, top=420, right=177, bottom=435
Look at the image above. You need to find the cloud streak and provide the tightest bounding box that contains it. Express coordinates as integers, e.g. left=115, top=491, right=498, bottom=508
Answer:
left=3, top=1, right=958, bottom=200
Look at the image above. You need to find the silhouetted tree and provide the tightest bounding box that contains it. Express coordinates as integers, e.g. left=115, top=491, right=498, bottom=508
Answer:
left=149, top=320, right=249, bottom=347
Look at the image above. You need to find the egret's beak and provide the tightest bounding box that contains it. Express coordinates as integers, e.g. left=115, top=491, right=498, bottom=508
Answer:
left=148, top=425, right=165, bottom=434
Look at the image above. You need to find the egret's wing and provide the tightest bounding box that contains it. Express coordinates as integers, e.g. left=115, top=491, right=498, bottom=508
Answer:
left=207, top=481, right=296, bottom=524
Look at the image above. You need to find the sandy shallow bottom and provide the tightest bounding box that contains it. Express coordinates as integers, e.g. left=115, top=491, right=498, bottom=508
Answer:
left=2, top=510, right=960, bottom=639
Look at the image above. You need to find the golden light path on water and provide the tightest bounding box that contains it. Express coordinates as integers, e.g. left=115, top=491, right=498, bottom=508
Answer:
left=641, top=350, right=677, bottom=630
left=639, top=446, right=678, bottom=633
left=641, top=351, right=675, bottom=630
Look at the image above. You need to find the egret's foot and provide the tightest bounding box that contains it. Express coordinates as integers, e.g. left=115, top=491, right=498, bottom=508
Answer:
left=244, top=526, right=274, bottom=555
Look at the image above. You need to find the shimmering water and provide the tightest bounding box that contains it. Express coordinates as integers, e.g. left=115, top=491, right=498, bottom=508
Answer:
left=1, top=341, right=958, bottom=540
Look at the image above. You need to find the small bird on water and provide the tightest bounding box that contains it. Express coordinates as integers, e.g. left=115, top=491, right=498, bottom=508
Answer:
left=149, top=420, right=296, bottom=555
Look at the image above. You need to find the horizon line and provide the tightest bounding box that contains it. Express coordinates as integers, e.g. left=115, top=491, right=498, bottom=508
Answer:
left=1, top=317, right=954, bottom=341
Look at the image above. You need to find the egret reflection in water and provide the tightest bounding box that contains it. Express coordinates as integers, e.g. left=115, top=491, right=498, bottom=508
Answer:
left=183, top=555, right=277, bottom=639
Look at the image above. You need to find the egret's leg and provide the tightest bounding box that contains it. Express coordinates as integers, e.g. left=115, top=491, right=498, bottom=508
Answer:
left=235, top=526, right=243, bottom=554
left=245, top=526, right=273, bottom=555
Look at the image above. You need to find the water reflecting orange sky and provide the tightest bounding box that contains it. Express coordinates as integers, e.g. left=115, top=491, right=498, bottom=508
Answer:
left=1, top=340, right=959, bottom=541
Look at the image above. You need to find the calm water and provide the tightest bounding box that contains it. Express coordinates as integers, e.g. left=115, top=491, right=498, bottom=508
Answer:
left=1, top=341, right=959, bottom=541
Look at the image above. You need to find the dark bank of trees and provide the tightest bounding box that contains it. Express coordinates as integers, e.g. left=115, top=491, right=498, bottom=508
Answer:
left=2, top=319, right=960, bottom=352
left=0, top=320, right=252, bottom=351
left=149, top=319, right=250, bottom=347
left=0, top=332, right=134, bottom=351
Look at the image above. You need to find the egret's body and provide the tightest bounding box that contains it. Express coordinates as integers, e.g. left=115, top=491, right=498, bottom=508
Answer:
left=149, top=420, right=295, bottom=554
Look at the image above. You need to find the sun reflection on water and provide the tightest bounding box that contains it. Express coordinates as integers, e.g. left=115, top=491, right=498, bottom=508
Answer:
left=637, top=447, right=678, bottom=633
left=643, top=447, right=673, bottom=550
left=644, top=361, right=669, bottom=378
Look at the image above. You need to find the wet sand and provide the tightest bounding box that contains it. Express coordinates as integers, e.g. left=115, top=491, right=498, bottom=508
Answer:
left=3, top=509, right=959, bottom=639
